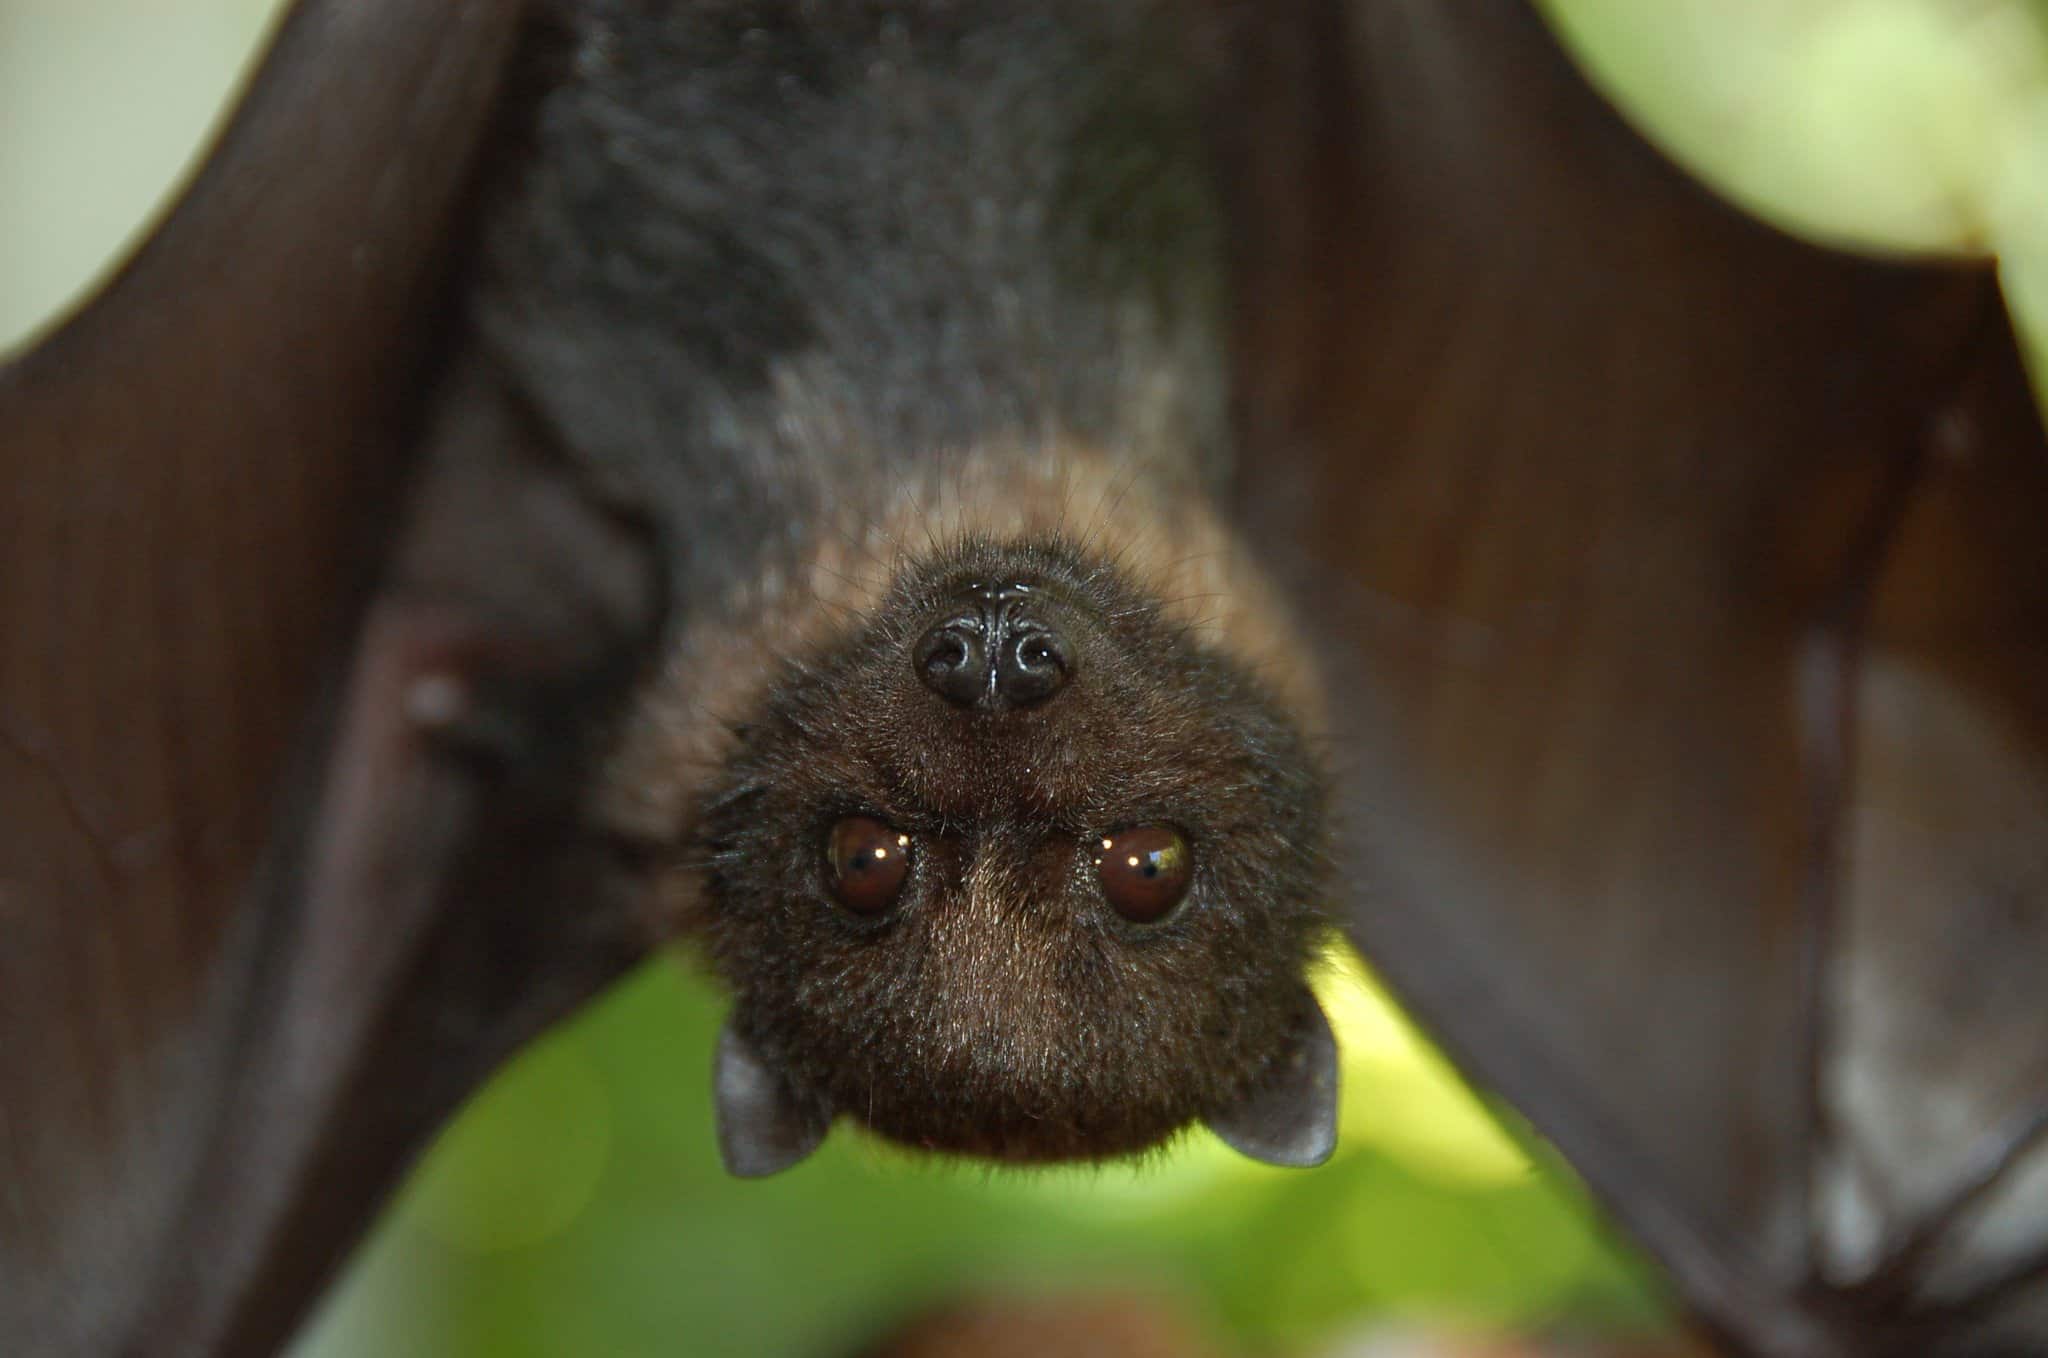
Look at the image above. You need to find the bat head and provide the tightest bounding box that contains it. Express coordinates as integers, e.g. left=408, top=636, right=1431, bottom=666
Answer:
left=695, top=535, right=1334, bottom=1174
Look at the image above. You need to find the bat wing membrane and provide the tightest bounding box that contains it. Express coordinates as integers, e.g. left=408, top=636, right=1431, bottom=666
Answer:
left=1228, top=2, right=2048, bottom=1352
left=0, top=2, right=665, bottom=1353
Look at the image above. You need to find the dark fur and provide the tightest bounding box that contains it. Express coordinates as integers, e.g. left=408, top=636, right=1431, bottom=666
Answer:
left=697, top=538, right=1325, bottom=1159
left=469, top=0, right=1331, bottom=1163
left=477, top=0, right=1230, bottom=609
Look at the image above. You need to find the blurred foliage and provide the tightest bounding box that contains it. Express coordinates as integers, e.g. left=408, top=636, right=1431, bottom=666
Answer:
left=1541, top=0, right=2048, bottom=380
left=0, top=0, right=289, bottom=352
left=295, top=955, right=1666, bottom=1358
left=1543, top=0, right=2048, bottom=256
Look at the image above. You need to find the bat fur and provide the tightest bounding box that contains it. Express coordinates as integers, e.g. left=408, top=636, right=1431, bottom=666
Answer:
left=466, top=0, right=1340, bottom=1171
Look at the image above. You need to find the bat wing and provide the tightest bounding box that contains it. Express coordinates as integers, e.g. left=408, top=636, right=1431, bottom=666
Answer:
left=1, top=2, right=659, bottom=1354
left=1227, top=2, right=2048, bottom=1353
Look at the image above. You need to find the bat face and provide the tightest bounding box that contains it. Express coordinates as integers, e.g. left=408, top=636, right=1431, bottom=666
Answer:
left=692, top=532, right=1336, bottom=1171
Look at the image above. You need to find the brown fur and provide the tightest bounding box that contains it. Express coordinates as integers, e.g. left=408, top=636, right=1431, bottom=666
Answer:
left=510, top=0, right=1335, bottom=1166
left=597, top=443, right=1331, bottom=1162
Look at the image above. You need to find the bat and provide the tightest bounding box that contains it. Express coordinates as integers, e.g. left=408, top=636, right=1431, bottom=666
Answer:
left=464, top=0, right=1338, bottom=1177
left=3, top=1, right=2045, bottom=1357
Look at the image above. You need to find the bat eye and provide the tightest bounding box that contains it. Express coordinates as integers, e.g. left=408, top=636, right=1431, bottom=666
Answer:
left=1095, top=826, right=1191, bottom=923
left=827, top=816, right=911, bottom=914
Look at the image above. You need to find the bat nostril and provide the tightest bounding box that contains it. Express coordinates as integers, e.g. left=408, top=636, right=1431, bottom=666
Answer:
left=914, top=619, right=989, bottom=707
left=995, top=623, right=1070, bottom=707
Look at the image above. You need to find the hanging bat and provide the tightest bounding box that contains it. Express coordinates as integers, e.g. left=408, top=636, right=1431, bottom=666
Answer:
left=3, top=1, right=2045, bottom=1357
left=469, top=0, right=1338, bottom=1175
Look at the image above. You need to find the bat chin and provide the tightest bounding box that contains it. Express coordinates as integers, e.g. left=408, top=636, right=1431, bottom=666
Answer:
left=711, top=996, right=1340, bottom=1177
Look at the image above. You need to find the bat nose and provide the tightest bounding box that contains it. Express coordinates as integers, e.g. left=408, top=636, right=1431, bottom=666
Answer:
left=913, top=587, right=1072, bottom=709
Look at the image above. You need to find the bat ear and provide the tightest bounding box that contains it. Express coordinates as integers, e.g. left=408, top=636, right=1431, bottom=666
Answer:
left=1205, top=989, right=1339, bottom=1169
left=714, top=1020, right=830, bottom=1178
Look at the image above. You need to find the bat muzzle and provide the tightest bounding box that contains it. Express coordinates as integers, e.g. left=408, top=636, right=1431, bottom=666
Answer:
left=913, top=584, right=1074, bottom=710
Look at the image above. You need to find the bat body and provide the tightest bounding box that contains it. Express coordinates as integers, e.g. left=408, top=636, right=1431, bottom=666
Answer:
left=6, top=0, right=2048, bottom=1355
left=470, top=0, right=1337, bottom=1172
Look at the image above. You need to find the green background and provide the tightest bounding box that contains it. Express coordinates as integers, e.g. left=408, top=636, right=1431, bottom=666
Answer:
left=292, top=954, right=1667, bottom=1356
